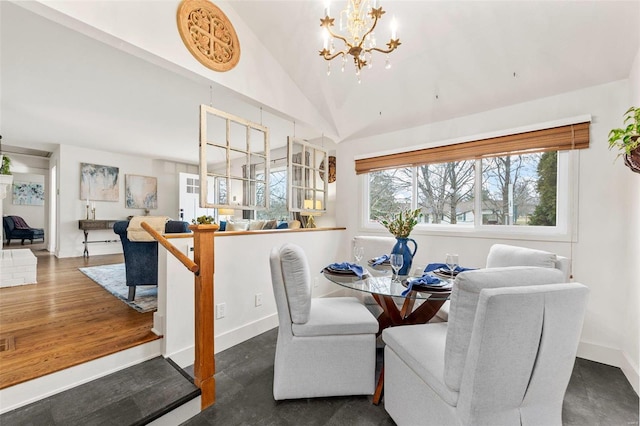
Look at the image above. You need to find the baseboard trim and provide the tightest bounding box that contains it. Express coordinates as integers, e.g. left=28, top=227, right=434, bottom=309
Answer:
left=621, top=351, right=639, bottom=395
left=167, top=313, right=279, bottom=368
left=577, top=341, right=639, bottom=395
left=166, top=290, right=346, bottom=367
left=0, top=340, right=162, bottom=414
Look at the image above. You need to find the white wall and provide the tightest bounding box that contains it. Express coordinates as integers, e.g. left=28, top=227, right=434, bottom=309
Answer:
left=622, top=47, right=640, bottom=393
left=56, top=144, right=197, bottom=258
left=18, top=0, right=333, bottom=140
left=336, top=80, right=638, bottom=381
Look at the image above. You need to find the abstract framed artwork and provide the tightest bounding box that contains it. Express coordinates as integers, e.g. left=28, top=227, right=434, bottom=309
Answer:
left=125, top=174, right=158, bottom=209
left=13, top=181, right=45, bottom=206
left=80, top=163, right=119, bottom=202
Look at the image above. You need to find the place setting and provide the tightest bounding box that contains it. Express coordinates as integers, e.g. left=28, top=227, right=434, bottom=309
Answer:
left=401, top=253, right=475, bottom=296
left=323, top=246, right=368, bottom=279
left=367, top=254, right=390, bottom=267
left=322, top=262, right=367, bottom=279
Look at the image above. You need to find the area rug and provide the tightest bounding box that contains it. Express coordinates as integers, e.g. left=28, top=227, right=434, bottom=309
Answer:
left=78, top=263, right=157, bottom=313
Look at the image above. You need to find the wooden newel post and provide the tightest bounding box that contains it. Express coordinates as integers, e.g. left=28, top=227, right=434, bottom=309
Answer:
left=189, top=224, right=218, bottom=410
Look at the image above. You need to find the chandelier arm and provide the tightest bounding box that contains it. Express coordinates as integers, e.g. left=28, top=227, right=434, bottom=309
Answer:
left=367, top=45, right=397, bottom=54
left=321, top=51, right=347, bottom=61
left=358, top=16, right=380, bottom=48
left=323, top=25, right=350, bottom=46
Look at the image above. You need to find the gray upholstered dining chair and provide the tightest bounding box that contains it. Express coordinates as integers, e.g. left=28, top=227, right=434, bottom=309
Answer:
left=486, top=243, right=571, bottom=281
left=269, top=243, right=379, bottom=400
left=435, top=243, right=571, bottom=322
left=382, top=266, right=589, bottom=426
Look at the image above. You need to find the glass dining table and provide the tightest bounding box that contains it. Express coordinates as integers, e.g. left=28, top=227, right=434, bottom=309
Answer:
left=322, top=264, right=452, bottom=405
left=322, top=264, right=451, bottom=330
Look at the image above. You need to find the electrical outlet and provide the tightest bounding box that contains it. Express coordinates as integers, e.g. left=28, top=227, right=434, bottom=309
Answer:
left=186, top=243, right=194, bottom=256
left=216, top=303, right=226, bottom=319
left=255, top=293, right=263, bottom=307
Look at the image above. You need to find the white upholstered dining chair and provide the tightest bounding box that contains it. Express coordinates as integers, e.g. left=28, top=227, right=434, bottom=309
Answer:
left=382, top=266, right=588, bottom=426
left=269, top=243, right=379, bottom=400
left=435, top=243, right=571, bottom=322
left=352, top=236, right=397, bottom=317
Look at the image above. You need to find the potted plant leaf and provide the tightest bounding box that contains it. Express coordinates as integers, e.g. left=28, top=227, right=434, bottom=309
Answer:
left=0, top=154, right=13, bottom=200
left=608, top=106, right=640, bottom=173
left=192, top=215, right=215, bottom=225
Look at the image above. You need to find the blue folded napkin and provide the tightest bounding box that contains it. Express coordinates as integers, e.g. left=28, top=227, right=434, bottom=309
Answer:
left=402, top=274, right=444, bottom=296
left=371, top=254, right=390, bottom=266
left=325, top=262, right=364, bottom=278
left=424, top=263, right=475, bottom=274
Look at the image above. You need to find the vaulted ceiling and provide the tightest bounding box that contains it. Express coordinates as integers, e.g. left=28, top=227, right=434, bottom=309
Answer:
left=2, top=1, right=639, bottom=164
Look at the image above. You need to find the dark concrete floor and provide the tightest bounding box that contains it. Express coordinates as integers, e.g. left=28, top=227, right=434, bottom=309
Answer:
left=1, top=327, right=637, bottom=425
left=184, top=328, right=639, bottom=426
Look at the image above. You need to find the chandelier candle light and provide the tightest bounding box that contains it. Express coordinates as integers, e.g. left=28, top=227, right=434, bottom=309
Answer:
left=320, top=0, right=400, bottom=80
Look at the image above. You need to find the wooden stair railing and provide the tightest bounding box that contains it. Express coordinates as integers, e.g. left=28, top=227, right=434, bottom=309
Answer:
left=141, top=221, right=218, bottom=410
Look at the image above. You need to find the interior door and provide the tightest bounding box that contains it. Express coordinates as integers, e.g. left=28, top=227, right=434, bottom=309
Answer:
left=178, top=172, right=215, bottom=224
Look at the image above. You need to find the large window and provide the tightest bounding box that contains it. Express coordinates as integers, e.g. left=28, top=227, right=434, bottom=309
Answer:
left=361, top=119, right=588, bottom=237
left=367, top=152, right=561, bottom=232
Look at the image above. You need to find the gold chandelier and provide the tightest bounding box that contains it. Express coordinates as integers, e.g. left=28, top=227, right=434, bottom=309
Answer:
left=319, top=0, right=401, bottom=79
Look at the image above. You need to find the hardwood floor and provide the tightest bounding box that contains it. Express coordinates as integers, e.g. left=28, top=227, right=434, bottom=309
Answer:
left=0, top=250, right=159, bottom=389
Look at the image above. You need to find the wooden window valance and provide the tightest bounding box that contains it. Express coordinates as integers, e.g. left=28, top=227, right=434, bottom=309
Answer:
left=355, top=121, right=590, bottom=175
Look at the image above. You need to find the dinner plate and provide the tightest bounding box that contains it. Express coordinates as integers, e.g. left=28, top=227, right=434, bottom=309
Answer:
left=367, top=259, right=390, bottom=266
left=402, top=279, right=453, bottom=292
left=323, top=267, right=367, bottom=277
left=433, top=269, right=458, bottom=279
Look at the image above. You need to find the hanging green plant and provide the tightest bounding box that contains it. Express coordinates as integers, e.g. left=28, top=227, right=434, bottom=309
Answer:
left=608, top=106, right=640, bottom=158
left=608, top=106, right=640, bottom=174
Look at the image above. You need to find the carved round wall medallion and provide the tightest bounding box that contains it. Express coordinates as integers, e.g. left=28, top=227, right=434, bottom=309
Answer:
left=177, top=0, right=240, bottom=72
left=320, top=156, right=336, bottom=183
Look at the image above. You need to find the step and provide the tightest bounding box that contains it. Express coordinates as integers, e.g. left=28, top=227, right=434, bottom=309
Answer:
left=0, top=356, right=200, bottom=425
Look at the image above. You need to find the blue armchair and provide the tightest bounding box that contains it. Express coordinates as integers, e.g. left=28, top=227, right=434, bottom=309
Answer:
left=113, top=219, right=191, bottom=301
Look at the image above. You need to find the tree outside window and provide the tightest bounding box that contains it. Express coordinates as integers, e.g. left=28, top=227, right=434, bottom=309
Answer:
left=368, top=168, right=412, bottom=222
left=256, top=169, right=289, bottom=220
left=416, top=160, right=475, bottom=224
left=367, top=151, right=558, bottom=230
left=481, top=152, right=555, bottom=226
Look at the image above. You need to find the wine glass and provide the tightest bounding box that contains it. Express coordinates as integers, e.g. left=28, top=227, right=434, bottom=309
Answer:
left=390, top=254, right=403, bottom=283
left=445, top=253, right=459, bottom=284
left=353, top=246, right=364, bottom=265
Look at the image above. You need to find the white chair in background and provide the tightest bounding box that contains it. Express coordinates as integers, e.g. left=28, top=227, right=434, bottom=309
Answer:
left=436, top=243, right=571, bottom=322
left=269, top=243, right=379, bottom=400
left=485, top=243, right=571, bottom=281
left=352, top=236, right=397, bottom=317
left=382, top=266, right=588, bottom=425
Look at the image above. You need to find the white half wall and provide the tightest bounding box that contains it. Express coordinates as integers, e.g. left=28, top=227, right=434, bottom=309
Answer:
left=158, top=229, right=348, bottom=367
left=336, top=80, right=638, bottom=385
